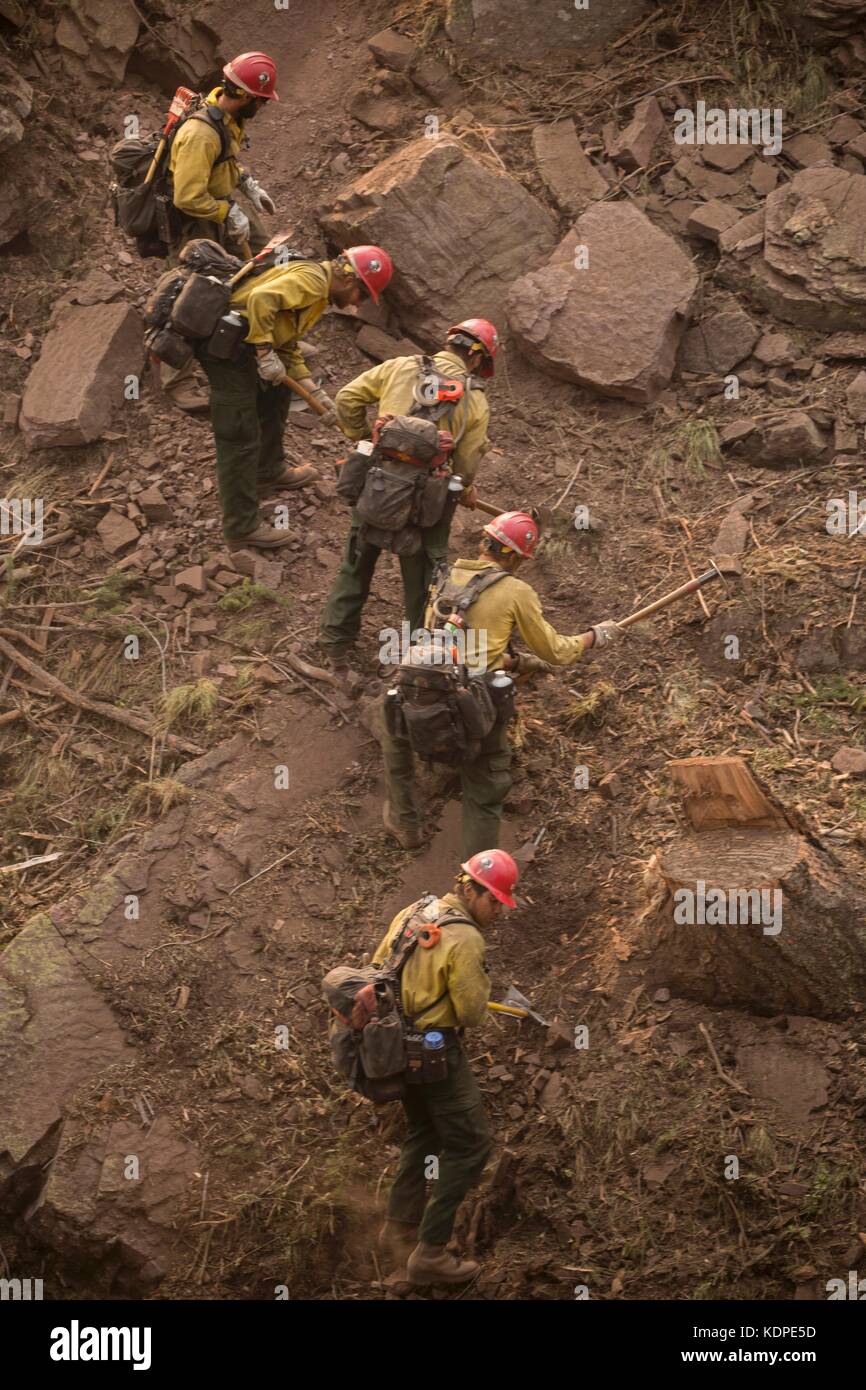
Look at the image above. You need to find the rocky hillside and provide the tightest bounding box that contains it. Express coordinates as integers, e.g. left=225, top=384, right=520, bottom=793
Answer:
left=1, top=0, right=865, bottom=1301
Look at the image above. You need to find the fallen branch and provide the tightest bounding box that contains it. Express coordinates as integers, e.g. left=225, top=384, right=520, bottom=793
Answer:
left=0, top=850, right=63, bottom=876
left=698, top=1022, right=749, bottom=1096
left=0, top=635, right=205, bottom=756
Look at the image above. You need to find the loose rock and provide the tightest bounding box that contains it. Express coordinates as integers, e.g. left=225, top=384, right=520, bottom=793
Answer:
left=20, top=303, right=144, bottom=449
left=507, top=202, right=699, bottom=403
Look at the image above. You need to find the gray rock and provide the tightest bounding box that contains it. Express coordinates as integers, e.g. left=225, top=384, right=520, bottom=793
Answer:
left=507, top=201, right=699, bottom=403
left=55, top=0, right=140, bottom=86
left=679, top=304, right=760, bottom=374
left=320, top=138, right=557, bottom=345
left=532, top=119, right=609, bottom=216
left=445, top=0, right=650, bottom=60
left=0, top=914, right=130, bottom=1211
left=20, top=302, right=144, bottom=449
left=724, top=168, right=866, bottom=332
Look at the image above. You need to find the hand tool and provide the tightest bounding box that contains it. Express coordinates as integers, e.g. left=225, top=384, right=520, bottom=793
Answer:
left=488, top=985, right=549, bottom=1026
left=144, top=86, right=197, bottom=186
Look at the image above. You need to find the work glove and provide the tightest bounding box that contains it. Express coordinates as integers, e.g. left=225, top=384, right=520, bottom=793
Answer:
left=298, top=377, right=337, bottom=425
left=591, top=619, right=623, bottom=647
left=226, top=202, right=251, bottom=243
left=511, top=651, right=552, bottom=679
left=256, top=348, right=286, bottom=384
left=456, top=484, right=478, bottom=509
left=240, top=173, right=275, bottom=216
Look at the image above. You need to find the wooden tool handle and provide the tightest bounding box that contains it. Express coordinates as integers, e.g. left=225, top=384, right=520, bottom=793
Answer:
left=143, top=135, right=167, bottom=186
left=617, top=566, right=722, bottom=630
left=280, top=374, right=330, bottom=417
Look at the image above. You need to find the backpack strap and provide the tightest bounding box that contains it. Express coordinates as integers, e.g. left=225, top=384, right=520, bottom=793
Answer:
left=408, top=909, right=479, bottom=1027
left=182, top=106, right=232, bottom=168
left=409, top=354, right=468, bottom=427
left=431, top=566, right=509, bottom=626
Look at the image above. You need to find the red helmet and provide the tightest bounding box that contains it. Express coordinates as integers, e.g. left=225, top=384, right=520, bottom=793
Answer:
left=483, top=510, right=539, bottom=559
left=223, top=52, right=280, bottom=102
left=343, top=245, right=393, bottom=303
left=461, top=850, right=519, bottom=908
left=447, top=317, right=499, bottom=377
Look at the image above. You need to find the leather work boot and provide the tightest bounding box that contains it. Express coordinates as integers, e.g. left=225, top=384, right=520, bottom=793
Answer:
left=377, top=1220, right=419, bottom=1271
left=382, top=799, right=422, bottom=851
left=257, top=463, right=320, bottom=495
left=406, top=1243, right=480, bottom=1287
left=164, top=381, right=210, bottom=414
left=227, top=524, right=294, bottom=552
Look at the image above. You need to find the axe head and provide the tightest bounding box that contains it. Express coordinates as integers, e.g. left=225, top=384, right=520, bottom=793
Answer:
left=502, top=985, right=549, bottom=1026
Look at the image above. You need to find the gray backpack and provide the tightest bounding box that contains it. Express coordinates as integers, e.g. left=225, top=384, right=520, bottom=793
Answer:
left=383, top=568, right=514, bottom=764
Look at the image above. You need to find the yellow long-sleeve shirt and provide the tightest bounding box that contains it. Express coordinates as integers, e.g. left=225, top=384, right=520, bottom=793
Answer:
left=335, top=350, right=491, bottom=484
left=229, top=260, right=333, bottom=380
left=372, top=892, right=490, bottom=1029
left=169, top=89, right=246, bottom=224
left=426, top=558, right=589, bottom=671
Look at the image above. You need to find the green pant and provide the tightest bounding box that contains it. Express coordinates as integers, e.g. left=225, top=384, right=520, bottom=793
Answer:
left=382, top=717, right=512, bottom=859
left=319, top=511, right=452, bottom=652
left=387, top=1044, right=491, bottom=1246
left=195, top=345, right=290, bottom=540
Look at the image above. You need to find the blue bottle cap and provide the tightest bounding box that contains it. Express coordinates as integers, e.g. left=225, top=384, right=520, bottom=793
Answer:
left=424, top=1030, right=445, bottom=1048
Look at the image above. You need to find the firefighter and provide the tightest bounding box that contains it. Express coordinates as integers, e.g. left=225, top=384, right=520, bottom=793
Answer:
left=318, top=319, right=498, bottom=669
left=374, top=849, right=519, bottom=1286
left=381, top=510, right=622, bottom=853
left=195, top=245, right=393, bottom=551
left=195, top=245, right=393, bottom=550
left=163, top=51, right=280, bottom=412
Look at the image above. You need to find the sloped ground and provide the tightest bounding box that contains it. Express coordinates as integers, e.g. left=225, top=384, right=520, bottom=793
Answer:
left=1, top=0, right=866, bottom=1298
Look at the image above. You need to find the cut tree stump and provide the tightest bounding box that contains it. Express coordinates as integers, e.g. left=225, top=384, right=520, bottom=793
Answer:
left=635, top=756, right=866, bottom=1018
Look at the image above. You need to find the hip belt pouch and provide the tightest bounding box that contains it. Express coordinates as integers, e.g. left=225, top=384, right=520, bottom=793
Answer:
left=356, top=464, right=420, bottom=532
left=419, top=473, right=450, bottom=528
left=170, top=273, right=231, bottom=339
left=144, top=323, right=193, bottom=369
left=359, top=1013, right=407, bottom=1079
left=336, top=448, right=373, bottom=505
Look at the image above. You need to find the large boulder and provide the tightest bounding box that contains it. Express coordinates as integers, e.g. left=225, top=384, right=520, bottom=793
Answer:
left=721, top=168, right=866, bottom=332
left=320, top=138, right=557, bottom=345
left=445, top=0, right=650, bottom=60
left=506, top=203, right=699, bottom=402
left=20, top=302, right=144, bottom=449
left=126, top=14, right=225, bottom=97
left=55, top=0, right=140, bottom=87
left=26, top=1115, right=199, bottom=1293
left=0, top=914, right=130, bottom=1212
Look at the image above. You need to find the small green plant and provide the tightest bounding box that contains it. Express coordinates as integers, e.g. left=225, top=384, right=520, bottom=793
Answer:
left=218, top=579, right=285, bottom=613
left=679, top=420, right=722, bottom=476
left=91, top=570, right=141, bottom=611
left=160, top=679, right=219, bottom=729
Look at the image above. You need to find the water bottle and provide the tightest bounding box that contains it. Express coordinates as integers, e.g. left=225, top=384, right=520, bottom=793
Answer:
left=422, top=1030, right=448, bottom=1083
left=207, top=309, right=247, bottom=360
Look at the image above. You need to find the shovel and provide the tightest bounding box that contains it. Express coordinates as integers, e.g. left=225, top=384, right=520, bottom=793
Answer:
left=487, top=985, right=549, bottom=1027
